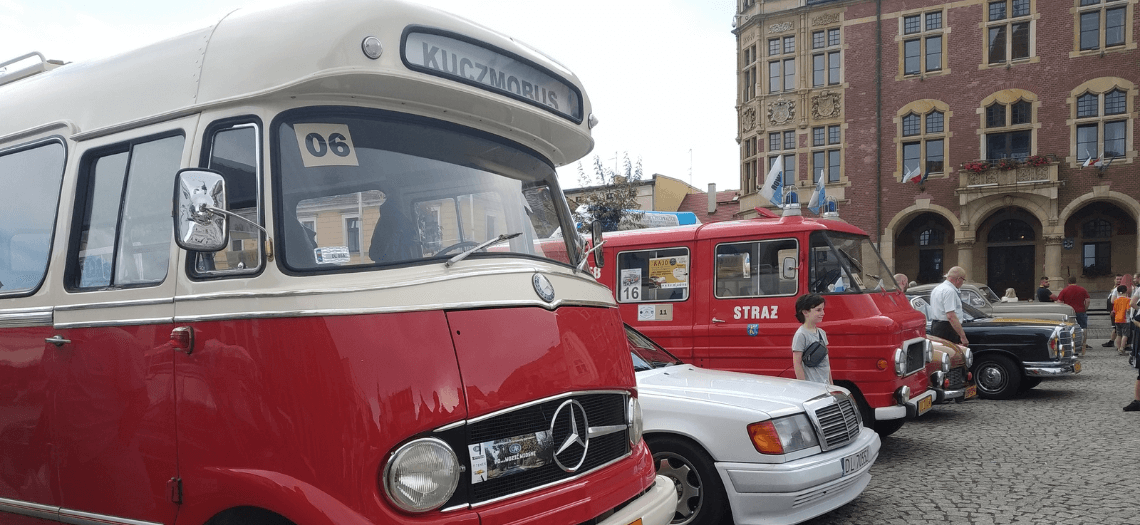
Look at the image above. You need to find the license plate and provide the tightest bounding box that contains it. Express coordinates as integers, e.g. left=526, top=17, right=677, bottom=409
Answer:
left=965, top=384, right=977, bottom=399
left=1074, top=361, right=1082, bottom=373
left=918, top=394, right=933, bottom=414
left=842, top=447, right=870, bottom=476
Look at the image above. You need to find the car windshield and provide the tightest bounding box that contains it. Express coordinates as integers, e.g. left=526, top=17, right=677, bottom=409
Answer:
left=808, top=231, right=898, bottom=294
left=275, top=109, right=580, bottom=271
left=909, top=295, right=988, bottom=321
left=978, top=285, right=1001, bottom=303
left=626, top=325, right=683, bottom=371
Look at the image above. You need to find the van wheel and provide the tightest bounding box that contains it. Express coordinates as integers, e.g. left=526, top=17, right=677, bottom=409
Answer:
left=646, top=435, right=729, bottom=525
left=974, top=354, right=1021, bottom=400
left=873, top=418, right=905, bottom=437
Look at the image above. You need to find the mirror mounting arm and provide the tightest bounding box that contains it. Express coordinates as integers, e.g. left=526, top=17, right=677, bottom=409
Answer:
left=576, top=240, right=606, bottom=274
left=204, top=206, right=274, bottom=262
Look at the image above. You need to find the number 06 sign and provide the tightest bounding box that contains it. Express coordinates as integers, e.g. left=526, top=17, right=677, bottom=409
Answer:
left=294, top=123, right=360, bottom=167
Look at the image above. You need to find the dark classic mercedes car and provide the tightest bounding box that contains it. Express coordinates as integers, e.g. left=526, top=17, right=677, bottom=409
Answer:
left=908, top=295, right=1082, bottom=400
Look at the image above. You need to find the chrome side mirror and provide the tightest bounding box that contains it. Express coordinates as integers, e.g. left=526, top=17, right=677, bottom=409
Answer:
left=174, top=169, right=229, bottom=252
left=781, top=256, right=797, bottom=280
left=591, top=220, right=605, bottom=268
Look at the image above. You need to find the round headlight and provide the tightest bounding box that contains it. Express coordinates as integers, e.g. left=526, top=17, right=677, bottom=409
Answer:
left=628, top=396, right=643, bottom=445
left=925, top=340, right=934, bottom=363
left=964, top=348, right=973, bottom=368
left=382, top=438, right=460, bottom=513
left=941, top=352, right=951, bottom=374
left=894, top=348, right=905, bottom=376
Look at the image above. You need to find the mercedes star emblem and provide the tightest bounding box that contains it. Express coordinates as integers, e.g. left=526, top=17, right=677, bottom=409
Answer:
left=550, top=399, right=589, bottom=473
left=533, top=273, right=555, bottom=303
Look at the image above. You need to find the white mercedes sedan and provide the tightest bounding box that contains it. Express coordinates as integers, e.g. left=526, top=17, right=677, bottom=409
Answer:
left=627, top=325, right=881, bottom=525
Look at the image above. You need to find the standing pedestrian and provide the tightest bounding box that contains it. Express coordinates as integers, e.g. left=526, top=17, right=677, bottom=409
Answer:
left=1128, top=305, right=1140, bottom=412
left=1036, top=276, right=1054, bottom=302
left=1113, top=284, right=1131, bottom=355
left=1108, top=274, right=1128, bottom=348
left=1056, top=276, right=1091, bottom=354
left=791, top=293, right=833, bottom=385
left=929, top=267, right=969, bottom=346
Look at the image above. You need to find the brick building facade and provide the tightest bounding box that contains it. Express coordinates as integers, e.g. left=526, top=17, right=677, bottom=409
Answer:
left=734, top=0, right=1138, bottom=298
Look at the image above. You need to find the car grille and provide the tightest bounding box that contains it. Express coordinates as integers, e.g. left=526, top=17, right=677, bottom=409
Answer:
left=903, top=338, right=926, bottom=376
left=947, top=366, right=967, bottom=390
left=813, top=394, right=861, bottom=451
left=467, top=392, right=630, bottom=504
left=1058, top=327, right=1074, bottom=356
left=1071, top=325, right=1085, bottom=351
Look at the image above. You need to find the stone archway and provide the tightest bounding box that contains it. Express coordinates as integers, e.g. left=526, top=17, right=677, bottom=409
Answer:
left=883, top=200, right=961, bottom=283
left=978, top=207, right=1041, bottom=300
left=894, top=212, right=957, bottom=286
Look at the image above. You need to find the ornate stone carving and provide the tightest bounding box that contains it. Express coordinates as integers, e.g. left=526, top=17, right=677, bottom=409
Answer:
left=1015, top=166, right=1049, bottom=182
left=966, top=172, right=999, bottom=186
left=768, top=99, right=796, bottom=125
left=768, top=22, right=793, bottom=34
left=812, top=13, right=840, bottom=26
left=1044, top=235, right=1064, bottom=246
left=811, top=90, right=841, bottom=119
left=742, top=106, right=757, bottom=132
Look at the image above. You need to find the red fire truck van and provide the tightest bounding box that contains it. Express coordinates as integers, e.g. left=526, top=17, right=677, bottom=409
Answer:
left=589, top=204, right=933, bottom=436
left=0, top=1, right=675, bottom=524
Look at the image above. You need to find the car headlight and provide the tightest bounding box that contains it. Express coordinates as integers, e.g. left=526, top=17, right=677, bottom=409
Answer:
left=941, top=352, right=950, bottom=374
left=628, top=396, right=643, bottom=446
left=896, top=385, right=911, bottom=404
left=894, top=347, right=905, bottom=376
left=925, top=339, right=934, bottom=363
left=964, top=347, right=973, bottom=368
left=382, top=438, right=460, bottom=513
left=1048, top=332, right=1059, bottom=359
left=747, top=414, right=819, bottom=455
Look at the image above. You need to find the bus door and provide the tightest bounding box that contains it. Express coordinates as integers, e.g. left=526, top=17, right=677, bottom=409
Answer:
left=613, top=246, right=694, bottom=360
left=0, top=138, right=67, bottom=524
left=48, top=130, right=188, bottom=525
left=705, top=237, right=801, bottom=377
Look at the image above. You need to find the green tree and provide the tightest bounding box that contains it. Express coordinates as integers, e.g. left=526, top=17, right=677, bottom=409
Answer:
left=573, top=153, right=644, bottom=232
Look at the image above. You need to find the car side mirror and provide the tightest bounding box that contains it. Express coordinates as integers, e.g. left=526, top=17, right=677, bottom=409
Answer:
left=781, top=256, right=797, bottom=280
left=173, top=169, right=229, bottom=252
left=591, top=220, right=605, bottom=268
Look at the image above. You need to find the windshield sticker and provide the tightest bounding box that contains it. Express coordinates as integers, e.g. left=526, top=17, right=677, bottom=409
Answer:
left=620, top=268, right=642, bottom=302
left=637, top=303, right=672, bottom=321
left=294, top=123, right=360, bottom=167
left=314, top=246, right=351, bottom=265
left=468, top=431, right=552, bottom=484
left=649, top=256, right=688, bottom=288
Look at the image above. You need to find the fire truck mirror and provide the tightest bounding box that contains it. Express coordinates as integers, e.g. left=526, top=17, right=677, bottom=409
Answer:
left=781, top=256, right=797, bottom=280
left=591, top=220, right=605, bottom=268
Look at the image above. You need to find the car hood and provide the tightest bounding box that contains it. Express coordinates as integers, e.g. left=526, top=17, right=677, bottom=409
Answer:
left=964, top=317, right=1061, bottom=328
left=635, top=364, right=834, bottom=416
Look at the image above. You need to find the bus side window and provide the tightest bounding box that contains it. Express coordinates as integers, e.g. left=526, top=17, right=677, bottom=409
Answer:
left=616, top=247, right=689, bottom=303
left=193, top=123, right=262, bottom=276
left=0, top=140, right=66, bottom=296
left=68, top=134, right=185, bottom=290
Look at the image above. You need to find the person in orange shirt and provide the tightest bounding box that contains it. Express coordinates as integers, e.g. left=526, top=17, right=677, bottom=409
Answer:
left=1113, top=284, right=1132, bottom=356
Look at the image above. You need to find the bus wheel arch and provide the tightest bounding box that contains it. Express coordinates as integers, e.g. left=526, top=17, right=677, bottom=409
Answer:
left=205, top=506, right=295, bottom=525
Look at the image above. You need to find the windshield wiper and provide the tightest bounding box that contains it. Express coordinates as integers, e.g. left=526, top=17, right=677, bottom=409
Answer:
left=445, top=232, right=521, bottom=267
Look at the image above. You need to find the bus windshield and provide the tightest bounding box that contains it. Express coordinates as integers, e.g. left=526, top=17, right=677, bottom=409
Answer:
left=275, top=109, right=578, bottom=271
left=808, top=231, right=898, bottom=294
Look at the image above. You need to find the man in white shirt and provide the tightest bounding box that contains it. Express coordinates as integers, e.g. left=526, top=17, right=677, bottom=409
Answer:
left=929, top=266, right=969, bottom=346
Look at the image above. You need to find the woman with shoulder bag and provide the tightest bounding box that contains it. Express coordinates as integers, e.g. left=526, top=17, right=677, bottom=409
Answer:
left=792, top=293, right=833, bottom=385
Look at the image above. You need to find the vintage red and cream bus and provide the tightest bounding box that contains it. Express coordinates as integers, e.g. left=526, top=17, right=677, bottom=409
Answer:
left=0, top=1, right=675, bottom=524
left=588, top=204, right=933, bottom=436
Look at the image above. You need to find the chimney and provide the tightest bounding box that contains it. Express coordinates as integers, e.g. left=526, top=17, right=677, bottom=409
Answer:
left=708, top=183, right=717, bottom=215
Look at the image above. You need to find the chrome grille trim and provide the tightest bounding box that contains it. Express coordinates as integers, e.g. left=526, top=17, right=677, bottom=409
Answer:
left=808, top=393, right=861, bottom=451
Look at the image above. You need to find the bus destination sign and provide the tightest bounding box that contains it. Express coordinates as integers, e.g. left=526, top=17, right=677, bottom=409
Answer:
left=403, top=31, right=582, bottom=123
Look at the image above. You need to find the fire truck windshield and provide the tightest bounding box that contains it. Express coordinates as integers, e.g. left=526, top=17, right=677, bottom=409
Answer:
left=274, top=109, right=577, bottom=271
left=809, top=231, right=899, bottom=294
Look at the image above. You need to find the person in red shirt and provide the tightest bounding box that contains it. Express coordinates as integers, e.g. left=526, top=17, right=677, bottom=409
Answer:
left=1056, top=276, right=1091, bottom=353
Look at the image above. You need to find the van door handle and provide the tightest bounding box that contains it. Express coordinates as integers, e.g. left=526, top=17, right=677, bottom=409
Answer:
left=712, top=318, right=726, bottom=323
left=46, top=335, right=71, bottom=347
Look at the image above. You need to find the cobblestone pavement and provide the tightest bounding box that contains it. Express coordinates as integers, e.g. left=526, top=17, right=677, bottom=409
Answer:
left=798, top=315, right=1140, bottom=525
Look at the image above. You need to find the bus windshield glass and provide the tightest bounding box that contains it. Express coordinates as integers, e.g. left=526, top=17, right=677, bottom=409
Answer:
left=275, top=110, right=577, bottom=271
left=808, top=231, right=898, bottom=294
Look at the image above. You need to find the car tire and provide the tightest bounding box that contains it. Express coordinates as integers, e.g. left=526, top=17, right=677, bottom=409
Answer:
left=974, top=354, right=1021, bottom=400
left=873, top=418, right=906, bottom=437
left=646, top=435, right=729, bottom=525
left=1018, top=377, right=1043, bottom=392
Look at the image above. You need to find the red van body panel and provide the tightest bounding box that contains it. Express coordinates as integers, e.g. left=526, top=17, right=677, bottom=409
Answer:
left=169, top=307, right=650, bottom=525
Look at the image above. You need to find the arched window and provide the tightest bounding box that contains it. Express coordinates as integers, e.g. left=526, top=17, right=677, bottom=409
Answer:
left=985, top=99, right=1032, bottom=160
left=1082, top=218, right=1113, bottom=239
left=898, top=105, right=946, bottom=178
left=1074, top=88, right=1129, bottom=164
left=919, top=228, right=945, bottom=246
left=987, top=219, right=1035, bottom=243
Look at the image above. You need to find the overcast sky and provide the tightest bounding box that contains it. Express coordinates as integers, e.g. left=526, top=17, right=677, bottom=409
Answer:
left=1, top=0, right=741, bottom=192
